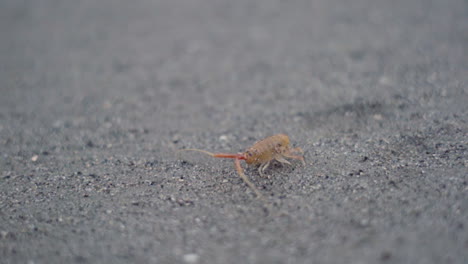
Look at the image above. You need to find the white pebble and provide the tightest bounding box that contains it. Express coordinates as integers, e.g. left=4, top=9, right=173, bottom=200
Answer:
left=183, top=253, right=199, bottom=264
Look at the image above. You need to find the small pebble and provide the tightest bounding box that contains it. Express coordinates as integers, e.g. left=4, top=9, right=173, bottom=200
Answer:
left=52, top=120, right=63, bottom=128
left=378, top=76, right=392, bottom=85
left=0, top=230, right=8, bottom=238
left=31, top=155, right=38, bottom=162
left=183, top=253, right=199, bottom=264
left=373, top=114, right=383, bottom=120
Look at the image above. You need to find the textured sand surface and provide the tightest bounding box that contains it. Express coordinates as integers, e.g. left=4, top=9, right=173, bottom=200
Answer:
left=1, top=0, right=467, bottom=263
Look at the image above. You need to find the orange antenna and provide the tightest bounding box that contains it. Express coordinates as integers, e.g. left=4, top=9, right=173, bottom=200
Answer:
left=180, top=148, right=245, bottom=160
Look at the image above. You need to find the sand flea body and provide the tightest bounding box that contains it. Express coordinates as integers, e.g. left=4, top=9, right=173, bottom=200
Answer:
left=181, top=134, right=305, bottom=200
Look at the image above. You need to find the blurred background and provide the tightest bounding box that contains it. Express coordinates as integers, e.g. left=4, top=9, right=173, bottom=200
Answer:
left=1, top=0, right=467, bottom=263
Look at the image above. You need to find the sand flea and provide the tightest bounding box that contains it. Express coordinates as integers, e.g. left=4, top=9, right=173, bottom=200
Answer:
left=180, top=134, right=305, bottom=200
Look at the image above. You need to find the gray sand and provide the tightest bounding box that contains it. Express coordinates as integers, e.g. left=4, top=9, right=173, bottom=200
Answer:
left=1, top=0, right=467, bottom=263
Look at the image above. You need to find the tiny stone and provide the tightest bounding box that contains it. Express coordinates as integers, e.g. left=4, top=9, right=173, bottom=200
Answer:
left=183, top=253, right=199, bottom=264
left=31, top=155, right=38, bottom=162
left=373, top=114, right=383, bottom=120
left=219, top=135, right=228, bottom=141
left=360, top=218, right=369, bottom=226
left=380, top=251, right=392, bottom=261
left=53, top=120, right=63, bottom=128
left=441, top=89, right=447, bottom=97
left=172, top=133, right=181, bottom=144
left=378, top=76, right=392, bottom=85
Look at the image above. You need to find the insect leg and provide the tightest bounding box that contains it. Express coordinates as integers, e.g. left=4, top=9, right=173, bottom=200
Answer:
left=180, top=149, right=245, bottom=160
left=282, top=151, right=305, bottom=165
left=258, top=161, right=271, bottom=178
left=234, top=158, right=265, bottom=200
left=290, top=147, right=304, bottom=154
left=275, top=156, right=292, bottom=165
